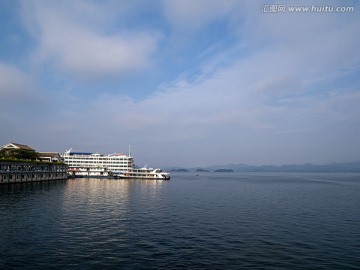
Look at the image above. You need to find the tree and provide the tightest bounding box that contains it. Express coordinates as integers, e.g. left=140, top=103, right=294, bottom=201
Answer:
left=0, top=149, right=40, bottom=161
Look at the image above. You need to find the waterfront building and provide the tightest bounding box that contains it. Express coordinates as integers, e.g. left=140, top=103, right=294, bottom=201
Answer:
left=0, top=142, right=68, bottom=184
left=1, top=142, right=63, bottom=163
left=0, top=161, right=68, bottom=184
left=38, top=152, right=63, bottom=163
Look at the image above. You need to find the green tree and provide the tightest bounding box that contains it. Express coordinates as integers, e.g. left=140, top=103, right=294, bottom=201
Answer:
left=0, top=149, right=40, bottom=160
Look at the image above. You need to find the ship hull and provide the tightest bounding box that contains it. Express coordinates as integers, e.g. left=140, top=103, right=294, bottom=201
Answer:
left=114, top=175, right=170, bottom=180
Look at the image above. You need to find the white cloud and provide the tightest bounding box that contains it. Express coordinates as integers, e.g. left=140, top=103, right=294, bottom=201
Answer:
left=0, top=63, right=48, bottom=146
left=162, top=0, right=240, bottom=32
left=45, top=48, right=359, bottom=166
left=0, top=63, right=35, bottom=100
left=22, top=0, right=159, bottom=81
left=65, top=4, right=360, bottom=165
left=4, top=0, right=359, bottom=166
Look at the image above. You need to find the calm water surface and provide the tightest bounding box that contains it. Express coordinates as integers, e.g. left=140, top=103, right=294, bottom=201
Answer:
left=1, top=172, right=360, bottom=269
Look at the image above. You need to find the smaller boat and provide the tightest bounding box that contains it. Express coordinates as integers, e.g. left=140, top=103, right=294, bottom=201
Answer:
left=113, top=166, right=170, bottom=180
left=68, top=167, right=113, bottom=178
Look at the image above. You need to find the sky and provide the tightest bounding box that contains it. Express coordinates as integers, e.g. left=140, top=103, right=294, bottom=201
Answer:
left=1, top=0, right=360, bottom=167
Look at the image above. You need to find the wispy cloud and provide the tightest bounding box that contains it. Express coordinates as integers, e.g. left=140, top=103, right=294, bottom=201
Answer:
left=162, top=0, right=239, bottom=32
left=22, top=0, right=159, bottom=81
left=0, top=63, right=35, bottom=100
left=0, top=0, right=359, bottom=166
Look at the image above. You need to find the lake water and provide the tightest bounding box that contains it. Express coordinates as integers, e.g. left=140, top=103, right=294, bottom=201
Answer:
left=1, top=172, right=359, bottom=269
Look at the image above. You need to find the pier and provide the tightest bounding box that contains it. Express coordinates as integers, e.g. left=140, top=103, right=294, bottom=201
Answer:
left=0, top=161, right=68, bottom=184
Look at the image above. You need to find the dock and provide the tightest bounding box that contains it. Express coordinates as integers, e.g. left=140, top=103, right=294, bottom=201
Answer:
left=0, top=161, right=68, bottom=184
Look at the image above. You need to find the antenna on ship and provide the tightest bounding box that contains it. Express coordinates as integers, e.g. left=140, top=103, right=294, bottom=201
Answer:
left=128, top=145, right=131, bottom=157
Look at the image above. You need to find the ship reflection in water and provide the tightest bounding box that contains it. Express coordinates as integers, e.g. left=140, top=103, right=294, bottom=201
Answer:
left=61, top=178, right=168, bottom=226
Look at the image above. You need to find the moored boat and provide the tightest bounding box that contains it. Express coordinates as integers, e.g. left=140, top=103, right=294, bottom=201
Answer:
left=62, top=147, right=170, bottom=180
left=67, top=167, right=113, bottom=178
left=113, top=166, right=170, bottom=180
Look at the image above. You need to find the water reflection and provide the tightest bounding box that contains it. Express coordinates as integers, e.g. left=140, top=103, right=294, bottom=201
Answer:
left=1, top=174, right=360, bottom=269
left=0, top=180, right=68, bottom=212
left=0, top=179, right=67, bottom=192
left=56, top=178, right=169, bottom=260
left=62, top=178, right=167, bottom=206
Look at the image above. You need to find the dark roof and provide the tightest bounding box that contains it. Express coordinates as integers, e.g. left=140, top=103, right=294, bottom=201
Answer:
left=5, top=143, right=35, bottom=151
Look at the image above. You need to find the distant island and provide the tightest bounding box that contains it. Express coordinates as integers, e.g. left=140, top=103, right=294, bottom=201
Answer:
left=170, top=168, right=189, bottom=172
left=214, top=169, right=234, bottom=172
left=165, top=161, right=360, bottom=173
left=196, top=169, right=209, bottom=172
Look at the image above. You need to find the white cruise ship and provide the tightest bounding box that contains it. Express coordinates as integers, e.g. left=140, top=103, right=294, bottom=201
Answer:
left=62, top=148, right=170, bottom=180
left=62, top=148, right=133, bottom=178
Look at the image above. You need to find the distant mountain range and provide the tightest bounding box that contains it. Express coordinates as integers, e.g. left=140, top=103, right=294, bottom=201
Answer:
left=168, top=161, right=360, bottom=173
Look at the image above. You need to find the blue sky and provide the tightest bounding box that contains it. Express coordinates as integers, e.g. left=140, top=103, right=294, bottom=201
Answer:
left=1, top=0, right=360, bottom=167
